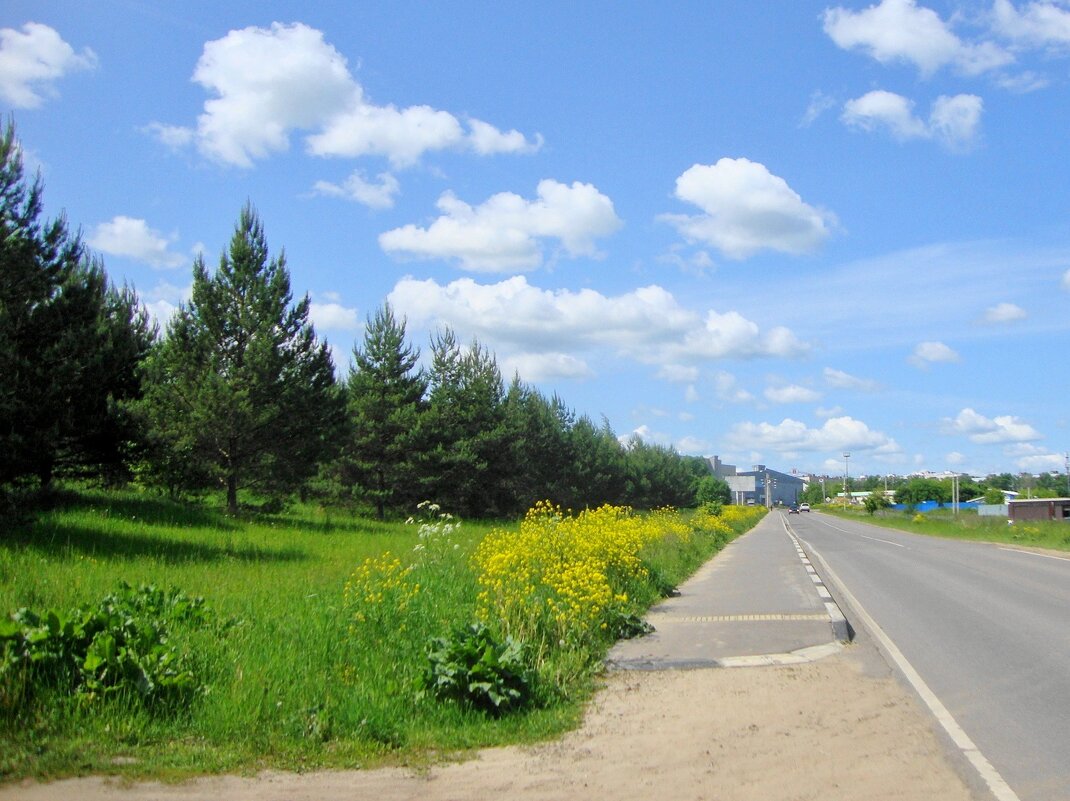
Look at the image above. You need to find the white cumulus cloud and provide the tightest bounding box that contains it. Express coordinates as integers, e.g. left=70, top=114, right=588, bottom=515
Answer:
left=983, top=301, right=1026, bottom=323
left=307, top=101, right=466, bottom=167
left=714, top=371, right=754, bottom=404
left=149, top=22, right=539, bottom=169
left=313, top=170, right=400, bottom=209
left=141, top=281, right=192, bottom=328
left=842, top=90, right=983, bottom=150
left=823, top=0, right=1012, bottom=76
left=622, top=425, right=673, bottom=448
left=661, top=158, right=835, bottom=259
left=0, top=22, right=96, bottom=109
left=183, top=23, right=356, bottom=167
left=88, top=216, right=186, bottom=269
left=944, top=408, right=1042, bottom=444
left=764, top=384, right=822, bottom=404
left=824, top=367, right=881, bottom=392
left=379, top=180, right=622, bottom=272
left=309, top=302, right=360, bottom=331
left=725, top=416, right=899, bottom=454
left=991, top=0, right=1070, bottom=49
left=1015, top=451, right=1066, bottom=472
left=676, top=435, right=710, bottom=455
left=909, top=340, right=960, bottom=367
left=501, top=352, right=594, bottom=382
left=387, top=275, right=809, bottom=372
left=467, top=119, right=544, bottom=156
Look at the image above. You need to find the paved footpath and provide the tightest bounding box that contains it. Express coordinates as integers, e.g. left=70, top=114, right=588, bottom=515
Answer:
left=608, top=511, right=849, bottom=670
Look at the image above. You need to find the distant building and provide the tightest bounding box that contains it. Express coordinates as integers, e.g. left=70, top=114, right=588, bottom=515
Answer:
left=1008, top=498, right=1070, bottom=523
left=707, top=455, right=737, bottom=479
left=736, top=465, right=805, bottom=508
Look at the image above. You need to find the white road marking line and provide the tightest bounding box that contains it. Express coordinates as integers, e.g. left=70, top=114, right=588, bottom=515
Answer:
left=781, top=516, right=851, bottom=642
left=998, top=546, right=1070, bottom=562
left=820, top=518, right=907, bottom=547
left=803, top=541, right=1022, bottom=801
left=859, top=533, right=906, bottom=547
left=824, top=601, right=845, bottom=623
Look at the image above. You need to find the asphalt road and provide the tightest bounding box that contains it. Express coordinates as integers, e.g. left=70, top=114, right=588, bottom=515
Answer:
left=786, top=510, right=1070, bottom=801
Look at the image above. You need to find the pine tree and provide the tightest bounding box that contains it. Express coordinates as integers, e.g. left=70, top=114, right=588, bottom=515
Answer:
left=568, top=414, right=627, bottom=507
left=0, top=121, right=151, bottom=489
left=622, top=437, right=695, bottom=509
left=45, top=270, right=155, bottom=484
left=341, top=303, right=427, bottom=519
left=418, top=329, right=511, bottom=516
left=502, top=380, right=575, bottom=511
left=137, top=204, right=344, bottom=513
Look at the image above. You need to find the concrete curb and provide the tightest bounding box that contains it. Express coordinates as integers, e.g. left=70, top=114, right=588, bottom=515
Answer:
left=606, top=640, right=845, bottom=672
left=780, top=514, right=854, bottom=644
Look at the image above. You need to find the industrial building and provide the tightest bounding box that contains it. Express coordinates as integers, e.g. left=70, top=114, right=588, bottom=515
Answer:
left=1008, top=498, right=1070, bottom=523
left=707, top=457, right=805, bottom=507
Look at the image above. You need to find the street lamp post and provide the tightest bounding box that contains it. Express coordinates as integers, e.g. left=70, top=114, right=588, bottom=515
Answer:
left=843, top=452, right=850, bottom=510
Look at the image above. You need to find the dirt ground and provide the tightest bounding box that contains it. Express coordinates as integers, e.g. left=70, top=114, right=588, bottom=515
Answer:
left=3, top=643, right=984, bottom=801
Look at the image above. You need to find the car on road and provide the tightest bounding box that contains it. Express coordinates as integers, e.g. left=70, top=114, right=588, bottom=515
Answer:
left=788, top=503, right=799, bottom=514
left=799, top=503, right=811, bottom=512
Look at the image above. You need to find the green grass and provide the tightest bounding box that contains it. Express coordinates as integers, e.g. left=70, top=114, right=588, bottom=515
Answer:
left=821, top=504, right=1070, bottom=551
left=0, top=489, right=757, bottom=783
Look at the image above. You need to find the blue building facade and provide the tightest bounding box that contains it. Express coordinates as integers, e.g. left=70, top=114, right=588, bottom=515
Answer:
left=737, top=465, right=805, bottom=507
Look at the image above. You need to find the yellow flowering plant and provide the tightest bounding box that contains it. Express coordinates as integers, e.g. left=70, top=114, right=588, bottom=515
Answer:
left=473, top=502, right=698, bottom=655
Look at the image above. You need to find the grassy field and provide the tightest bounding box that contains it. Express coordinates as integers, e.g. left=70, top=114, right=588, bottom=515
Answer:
left=0, top=489, right=763, bottom=782
left=821, top=504, right=1070, bottom=551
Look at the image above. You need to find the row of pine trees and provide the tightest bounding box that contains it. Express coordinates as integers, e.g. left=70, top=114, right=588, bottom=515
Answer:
left=1, top=122, right=716, bottom=518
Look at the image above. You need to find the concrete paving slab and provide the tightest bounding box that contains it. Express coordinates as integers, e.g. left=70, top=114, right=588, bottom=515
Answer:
left=607, top=511, right=847, bottom=670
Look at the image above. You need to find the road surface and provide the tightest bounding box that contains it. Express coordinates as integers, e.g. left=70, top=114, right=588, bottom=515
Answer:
left=787, top=510, right=1070, bottom=801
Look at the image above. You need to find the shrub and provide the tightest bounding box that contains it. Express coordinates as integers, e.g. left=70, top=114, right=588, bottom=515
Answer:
left=0, top=582, right=217, bottom=714
left=420, top=622, right=533, bottom=716
left=864, top=494, right=891, bottom=515
left=983, top=488, right=1006, bottom=505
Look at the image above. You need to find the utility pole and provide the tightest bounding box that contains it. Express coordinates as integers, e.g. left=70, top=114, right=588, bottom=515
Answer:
left=843, top=452, right=850, bottom=510
left=1065, top=452, right=1069, bottom=497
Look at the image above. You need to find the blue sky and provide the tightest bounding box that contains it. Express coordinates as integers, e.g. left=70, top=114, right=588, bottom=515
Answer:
left=5, top=0, right=1070, bottom=479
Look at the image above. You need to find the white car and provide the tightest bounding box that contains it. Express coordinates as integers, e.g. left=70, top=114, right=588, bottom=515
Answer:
left=799, top=503, right=811, bottom=512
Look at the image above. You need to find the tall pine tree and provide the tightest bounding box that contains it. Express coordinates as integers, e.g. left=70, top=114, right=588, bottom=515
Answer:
left=0, top=121, right=152, bottom=490
left=419, top=329, right=511, bottom=516
left=138, top=204, right=344, bottom=513
left=341, top=303, right=427, bottom=519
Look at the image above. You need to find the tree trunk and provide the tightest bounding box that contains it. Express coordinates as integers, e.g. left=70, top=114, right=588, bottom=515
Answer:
left=227, top=472, right=238, bottom=515
left=376, top=468, right=385, bottom=520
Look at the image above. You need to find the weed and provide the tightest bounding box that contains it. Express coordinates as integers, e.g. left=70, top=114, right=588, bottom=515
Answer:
left=0, top=582, right=220, bottom=714
left=420, top=622, right=534, bottom=716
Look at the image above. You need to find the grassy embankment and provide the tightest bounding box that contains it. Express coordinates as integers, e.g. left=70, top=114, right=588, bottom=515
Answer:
left=0, top=488, right=764, bottom=782
left=820, top=504, right=1070, bottom=552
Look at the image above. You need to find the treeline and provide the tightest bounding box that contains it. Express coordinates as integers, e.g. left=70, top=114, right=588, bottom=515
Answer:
left=323, top=306, right=718, bottom=518
left=800, top=472, right=1069, bottom=509
left=0, top=123, right=717, bottom=517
